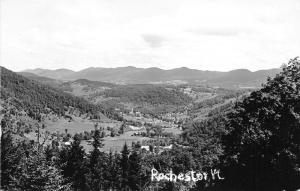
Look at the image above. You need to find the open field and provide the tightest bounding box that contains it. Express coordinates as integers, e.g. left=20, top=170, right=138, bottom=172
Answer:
left=43, top=115, right=121, bottom=135
left=163, top=127, right=182, bottom=135
left=82, top=131, right=152, bottom=152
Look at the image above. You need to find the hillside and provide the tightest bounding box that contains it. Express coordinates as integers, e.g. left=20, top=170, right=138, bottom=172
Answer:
left=210, top=68, right=282, bottom=86
left=50, top=79, right=116, bottom=102
left=88, top=84, right=192, bottom=115
left=16, top=68, right=256, bottom=119
left=1, top=67, right=103, bottom=119
left=100, top=84, right=191, bottom=105
left=23, top=68, right=75, bottom=79
left=18, top=72, right=62, bottom=87
left=11, top=71, right=193, bottom=116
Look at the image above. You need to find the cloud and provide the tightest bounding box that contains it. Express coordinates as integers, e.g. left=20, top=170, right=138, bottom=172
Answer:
left=1, top=0, right=299, bottom=72
left=141, top=34, right=166, bottom=48
left=187, top=28, right=247, bottom=37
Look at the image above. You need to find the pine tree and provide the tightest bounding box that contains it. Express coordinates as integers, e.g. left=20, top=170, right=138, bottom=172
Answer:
left=103, top=150, right=120, bottom=190
left=120, top=143, right=130, bottom=190
left=1, top=132, right=71, bottom=191
left=89, top=129, right=105, bottom=191
left=113, top=151, right=122, bottom=190
left=59, top=134, right=88, bottom=191
left=1, top=132, right=23, bottom=189
left=11, top=154, right=71, bottom=191
left=128, top=149, right=142, bottom=191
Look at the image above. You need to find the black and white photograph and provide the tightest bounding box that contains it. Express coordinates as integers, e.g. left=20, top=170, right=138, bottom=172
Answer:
left=0, top=0, right=300, bottom=190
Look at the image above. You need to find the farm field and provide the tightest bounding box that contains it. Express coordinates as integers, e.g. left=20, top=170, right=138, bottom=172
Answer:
left=43, top=115, right=121, bottom=135
left=81, top=131, right=152, bottom=152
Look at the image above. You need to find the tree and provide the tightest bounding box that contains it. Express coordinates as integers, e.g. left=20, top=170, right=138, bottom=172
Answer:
left=222, top=57, right=300, bottom=191
left=10, top=152, right=71, bottom=191
left=59, top=134, right=89, bottom=191
left=103, top=151, right=120, bottom=190
left=120, top=143, right=130, bottom=190
left=128, top=149, right=142, bottom=190
left=1, top=130, right=70, bottom=191
left=154, top=125, right=163, bottom=137
left=88, top=128, right=105, bottom=191
left=119, top=122, right=126, bottom=134
left=1, top=132, right=23, bottom=189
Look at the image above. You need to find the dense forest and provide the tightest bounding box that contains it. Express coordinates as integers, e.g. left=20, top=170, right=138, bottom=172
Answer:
left=1, top=57, right=300, bottom=190
left=93, top=84, right=191, bottom=106
left=59, top=79, right=116, bottom=93
left=89, top=84, right=192, bottom=116
left=1, top=67, right=106, bottom=119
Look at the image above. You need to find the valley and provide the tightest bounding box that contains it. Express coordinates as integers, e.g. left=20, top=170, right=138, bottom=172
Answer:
left=3, top=68, right=252, bottom=153
left=1, top=59, right=299, bottom=190
left=1, top=66, right=252, bottom=153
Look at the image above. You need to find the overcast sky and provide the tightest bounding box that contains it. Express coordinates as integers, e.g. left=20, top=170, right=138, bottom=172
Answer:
left=1, top=0, right=299, bottom=72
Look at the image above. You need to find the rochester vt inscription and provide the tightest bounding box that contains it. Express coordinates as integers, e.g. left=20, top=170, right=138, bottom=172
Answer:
left=151, top=168, right=224, bottom=182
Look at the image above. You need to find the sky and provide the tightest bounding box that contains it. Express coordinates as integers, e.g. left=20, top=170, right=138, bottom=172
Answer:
left=1, top=0, right=300, bottom=72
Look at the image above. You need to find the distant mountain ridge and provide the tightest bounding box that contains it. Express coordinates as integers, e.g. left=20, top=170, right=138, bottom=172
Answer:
left=22, top=66, right=281, bottom=87
left=23, top=68, right=75, bottom=79
left=18, top=72, right=62, bottom=86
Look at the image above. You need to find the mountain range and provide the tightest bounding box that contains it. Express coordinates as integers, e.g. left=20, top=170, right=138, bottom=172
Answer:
left=22, top=66, right=281, bottom=87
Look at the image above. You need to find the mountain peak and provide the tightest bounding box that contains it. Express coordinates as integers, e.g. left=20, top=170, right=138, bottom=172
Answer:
left=21, top=66, right=281, bottom=87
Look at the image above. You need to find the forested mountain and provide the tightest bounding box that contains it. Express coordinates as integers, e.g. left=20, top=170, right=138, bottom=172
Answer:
left=17, top=70, right=194, bottom=116
left=210, top=68, right=281, bottom=85
left=1, top=67, right=103, bottom=118
left=23, top=66, right=281, bottom=86
left=88, top=84, right=192, bottom=116
left=59, top=79, right=116, bottom=93
left=18, top=72, right=62, bottom=86
left=97, top=84, right=191, bottom=105
left=67, top=79, right=116, bottom=87
left=23, top=68, right=75, bottom=79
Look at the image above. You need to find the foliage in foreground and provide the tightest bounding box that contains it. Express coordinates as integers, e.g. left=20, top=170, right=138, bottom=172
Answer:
left=222, top=57, right=300, bottom=191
